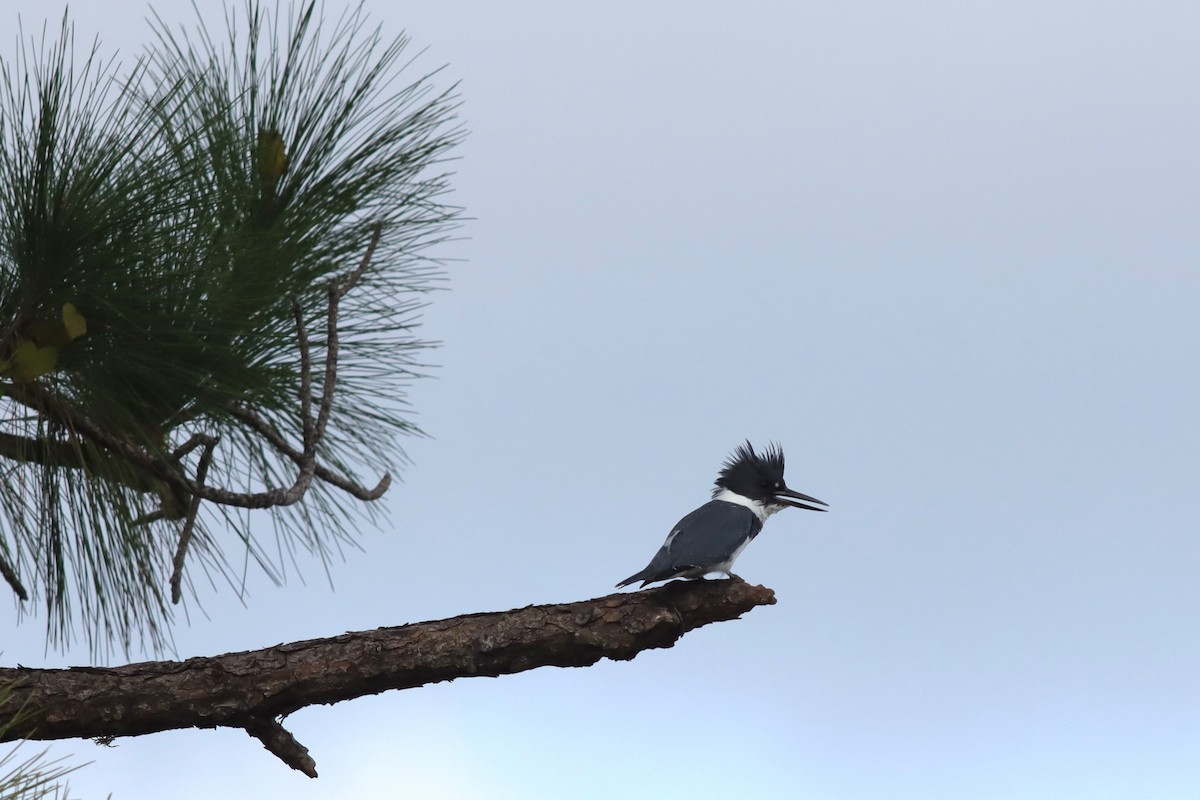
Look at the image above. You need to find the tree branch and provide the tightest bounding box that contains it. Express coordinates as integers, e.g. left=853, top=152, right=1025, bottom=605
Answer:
left=222, top=402, right=390, bottom=500
left=0, top=579, right=775, bottom=776
left=0, top=430, right=162, bottom=495
left=0, top=222, right=390, bottom=520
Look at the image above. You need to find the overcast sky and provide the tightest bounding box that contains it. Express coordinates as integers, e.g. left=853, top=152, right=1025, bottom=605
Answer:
left=6, top=2, right=1200, bottom=799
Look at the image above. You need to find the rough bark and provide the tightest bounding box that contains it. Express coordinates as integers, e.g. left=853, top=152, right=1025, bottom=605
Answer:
left=1, top=578, right=775, bottom=777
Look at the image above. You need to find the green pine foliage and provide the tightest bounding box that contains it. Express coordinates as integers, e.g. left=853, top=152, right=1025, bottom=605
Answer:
left=0, top=2, right=463, bottom=655
left=0, top=680, right=81, bottom=800
left=0, top=748, right=77, bottom=800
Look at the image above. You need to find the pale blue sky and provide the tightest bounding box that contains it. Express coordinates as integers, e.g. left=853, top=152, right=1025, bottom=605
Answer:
left=6, top=2, right=1200, bottom=799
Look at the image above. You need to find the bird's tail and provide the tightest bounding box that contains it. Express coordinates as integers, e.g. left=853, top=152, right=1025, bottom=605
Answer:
left=615, top=569, right=651, bottom=589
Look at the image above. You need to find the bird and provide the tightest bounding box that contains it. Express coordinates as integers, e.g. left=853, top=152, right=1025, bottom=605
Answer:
left=616, top=441, right=827, bottom=588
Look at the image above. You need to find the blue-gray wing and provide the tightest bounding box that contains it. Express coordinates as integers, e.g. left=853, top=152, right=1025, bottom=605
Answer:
left=616, top=500, right=761, bottom=587
left=664, top=500, right=760, bottom=570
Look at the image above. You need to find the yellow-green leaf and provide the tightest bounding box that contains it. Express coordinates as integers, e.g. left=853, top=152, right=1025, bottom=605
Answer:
left=257, top=128, right=289, bottom=191
left=3, top=340, right=58, bottom=382
left=62, top=302, right=87, bottom=340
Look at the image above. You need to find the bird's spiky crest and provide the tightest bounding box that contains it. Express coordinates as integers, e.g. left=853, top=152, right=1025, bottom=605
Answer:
left=712, top=440, right=786, bottom=497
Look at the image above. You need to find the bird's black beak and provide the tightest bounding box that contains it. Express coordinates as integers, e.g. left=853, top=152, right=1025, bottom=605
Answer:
left=774, top=486, right=828, bottom=512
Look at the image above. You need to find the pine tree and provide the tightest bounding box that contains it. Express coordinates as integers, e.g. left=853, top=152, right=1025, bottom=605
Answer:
left=0, top=1, right=462, bottom=656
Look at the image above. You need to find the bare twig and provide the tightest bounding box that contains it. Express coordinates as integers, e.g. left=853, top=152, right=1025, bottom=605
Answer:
left=336, top=222, right=383, bottom=299
left=307, top=222, right=382, bottom=457
left=223, top=403, right=390, bottom=500
left=0, top=550, right=28, bottom=601
left=244, top=717, right=317, bottom=778
left=293, top=300, right=315, bottom=457
left=133, top=433, right=216, bottom=526
left=169, top=438, right=216, bottom=604
left=171, top=433, right=218, bottom=463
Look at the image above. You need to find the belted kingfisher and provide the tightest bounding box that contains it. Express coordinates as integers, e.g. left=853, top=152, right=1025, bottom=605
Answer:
left=616, top=441, right=827, bottom=588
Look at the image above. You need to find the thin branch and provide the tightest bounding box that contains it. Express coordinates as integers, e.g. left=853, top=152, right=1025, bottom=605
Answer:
left=309, top=221, right=383, bottom=452
left=0, top=431, right=78, bottom=469
left=170, top=433, right=217, bottom=463
left=244, top=717, right=317, bottom=778
left=224, top=402, right=390, bottom=500
left=0, top=579, right=776, bottom=776
left=169, top=438, right=217, bottom=604
left=335, top=222, right=383, bottom=300
left=0, top=551, right=28, bottom=601
left=133, top=433, right=216, bottom=526
left=0, top=430, right=160, bottom=494
left=293, top=300, right=315, bottom=456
